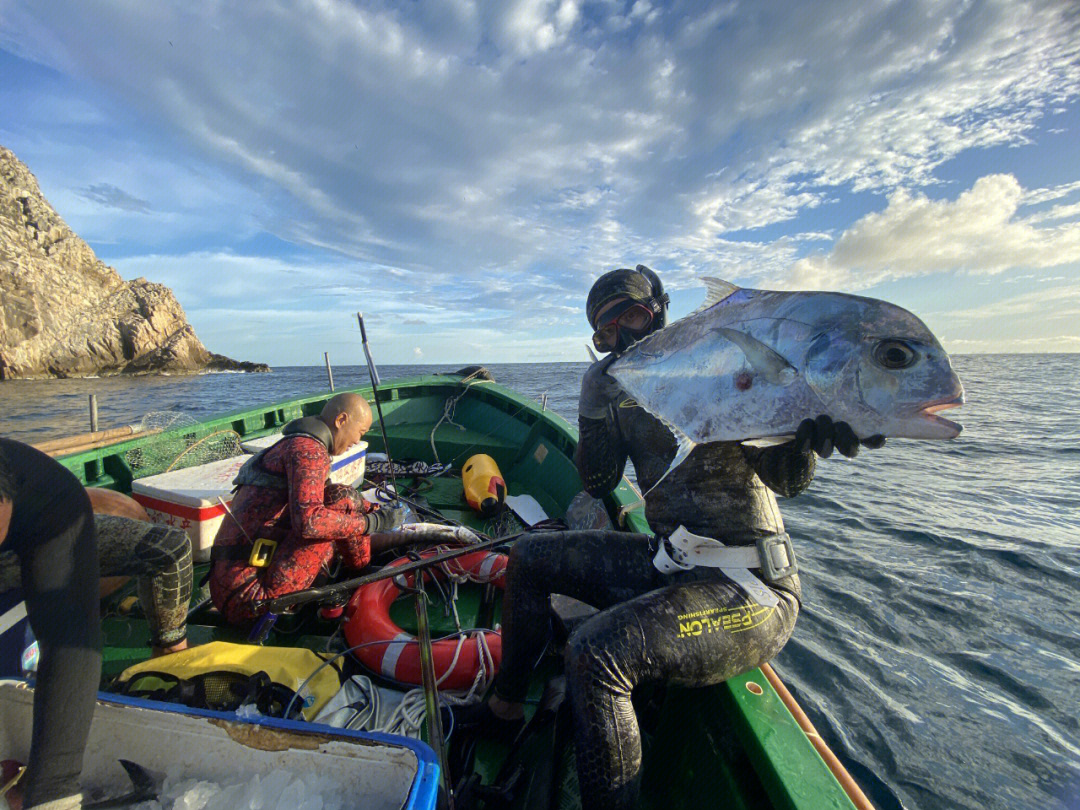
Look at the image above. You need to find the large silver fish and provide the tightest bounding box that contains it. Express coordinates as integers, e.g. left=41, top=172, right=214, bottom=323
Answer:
left=607, top=278, right=965, bottom=478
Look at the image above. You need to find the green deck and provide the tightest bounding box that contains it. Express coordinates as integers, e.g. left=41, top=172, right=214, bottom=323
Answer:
left=60, top=373, right=856, bottom=810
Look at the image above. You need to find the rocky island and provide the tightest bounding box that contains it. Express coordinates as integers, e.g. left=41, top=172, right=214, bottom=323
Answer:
left=0, top=145, right=269, bottom=379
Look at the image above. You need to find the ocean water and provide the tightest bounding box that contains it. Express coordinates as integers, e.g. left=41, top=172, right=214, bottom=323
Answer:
left=1, top=355, right=1077, bottom=810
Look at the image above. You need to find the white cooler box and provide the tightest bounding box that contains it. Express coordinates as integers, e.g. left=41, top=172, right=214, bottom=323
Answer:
left=241, top=435, right=368, bottom=487
left=130, top=455, right=247, bottom=563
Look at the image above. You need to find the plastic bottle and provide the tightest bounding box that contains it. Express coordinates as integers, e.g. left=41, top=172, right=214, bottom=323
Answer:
left=20, top=624, right=38, bottom=678
left=462, top=454, right=506, bottom=517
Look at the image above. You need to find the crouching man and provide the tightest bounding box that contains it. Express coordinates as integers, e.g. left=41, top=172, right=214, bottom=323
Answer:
left=209, top=392, right=406, bottom=625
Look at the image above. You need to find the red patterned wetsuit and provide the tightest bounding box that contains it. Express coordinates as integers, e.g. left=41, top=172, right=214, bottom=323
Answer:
left=209, top=435, right=374, bottom=624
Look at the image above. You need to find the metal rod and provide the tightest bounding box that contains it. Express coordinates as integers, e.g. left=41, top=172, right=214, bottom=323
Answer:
left=89, top=394, right=99, bottom=432
left=411, top=587, right=454, bottom=808
left=255, top=527, right=539, bottom=613
left=324, top=351, right=335, bottom=391
left=367, top=479, right=467, bottom=529
left=357, top=312, right=398, bottom=494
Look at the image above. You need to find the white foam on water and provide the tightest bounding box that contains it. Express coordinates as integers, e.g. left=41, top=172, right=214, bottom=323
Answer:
left=130, top=765, right=346, bottom=810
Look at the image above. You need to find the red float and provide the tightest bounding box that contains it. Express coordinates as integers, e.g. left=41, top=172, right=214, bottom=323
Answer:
left=343, top=549, right=507, bottom=691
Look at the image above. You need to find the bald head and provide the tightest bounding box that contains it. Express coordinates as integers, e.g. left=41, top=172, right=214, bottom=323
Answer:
left=320, top=393, right=373, bottom=454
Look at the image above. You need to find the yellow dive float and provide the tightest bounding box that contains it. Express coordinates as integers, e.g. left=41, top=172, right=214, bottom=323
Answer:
left=461, top=453, right=506, bottom=517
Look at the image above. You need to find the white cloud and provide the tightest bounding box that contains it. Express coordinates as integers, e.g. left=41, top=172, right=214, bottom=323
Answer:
left=1022, top=180, right=1080, bottom=206
left=943, top=334, right=1080, bottom=353
left=4, top=0, right=1076, bottom=276
left=2, top=0, right=1079, bottom=357
left=931, top=284, right=1080, bottom=322
left=782, top=175, right=1080, bottom=290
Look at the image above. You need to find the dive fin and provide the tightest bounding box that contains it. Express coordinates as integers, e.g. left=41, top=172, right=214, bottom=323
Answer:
left=585, top=344, right=599, bottom=362
left=741, top=435, right=795, bottom=448
left=715, top=328, right=797, bottom=386
left=643, top=417, right=697, bottom=496
left=690, top=277, right=740, bottom=315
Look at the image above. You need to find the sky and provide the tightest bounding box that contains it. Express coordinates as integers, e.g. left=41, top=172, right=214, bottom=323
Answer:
left=1, top=0, right=1078, bottom=365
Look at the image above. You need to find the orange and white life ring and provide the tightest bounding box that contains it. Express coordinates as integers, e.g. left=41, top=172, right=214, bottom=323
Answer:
left=343, top=549, right=508, bottom=691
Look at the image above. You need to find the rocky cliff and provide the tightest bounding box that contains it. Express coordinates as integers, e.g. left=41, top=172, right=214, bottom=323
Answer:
left=0, top=145, right=269, bottom=379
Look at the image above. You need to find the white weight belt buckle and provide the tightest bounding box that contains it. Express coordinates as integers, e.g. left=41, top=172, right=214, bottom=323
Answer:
left=653, top=526, right=788, bottom=608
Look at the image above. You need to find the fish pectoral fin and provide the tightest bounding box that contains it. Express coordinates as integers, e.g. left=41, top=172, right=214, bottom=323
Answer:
left=689, top=277, right=740, bottom=315
left=644, top=417, right=698, bottom=497
left=714, top=327, right=797, bottom=386
left=741, top=435, right=795, bottom=448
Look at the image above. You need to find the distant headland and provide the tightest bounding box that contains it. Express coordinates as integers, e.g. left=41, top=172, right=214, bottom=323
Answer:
left=0, top=145, right=268, bottom=380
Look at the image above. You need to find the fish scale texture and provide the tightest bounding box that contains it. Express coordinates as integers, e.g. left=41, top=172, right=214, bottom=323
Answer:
left=575, top=393, right=815, bottom=538
left=494, top=530, right=800, bottom=810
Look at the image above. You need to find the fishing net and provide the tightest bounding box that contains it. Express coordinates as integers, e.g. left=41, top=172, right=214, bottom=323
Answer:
left=124, top=411, right=244, bottom=477
left=484, top=508, right=525, bottom=538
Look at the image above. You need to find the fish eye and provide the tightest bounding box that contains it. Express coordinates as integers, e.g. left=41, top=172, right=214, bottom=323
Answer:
left=873, top=339, right=917, bottom=370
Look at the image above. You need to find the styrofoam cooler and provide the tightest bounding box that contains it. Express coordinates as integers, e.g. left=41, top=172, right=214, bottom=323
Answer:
left=241, top=435, right=368, bottom=487
left=130, top=455, right=247, bottom=562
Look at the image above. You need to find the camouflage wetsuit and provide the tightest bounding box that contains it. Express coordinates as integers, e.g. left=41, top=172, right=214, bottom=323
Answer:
left=208, top=435, right=377, bottom=625
left=1, top=515, right=192, bottom=649
left=494, top=392, right=816, bottom=810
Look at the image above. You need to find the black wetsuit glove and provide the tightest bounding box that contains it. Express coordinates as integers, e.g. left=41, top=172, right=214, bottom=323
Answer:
left=796, top=415, right=886, bottom=459
left=579, top=354, right=624, bottom=419
left=364, top=501, right=407, bottom=534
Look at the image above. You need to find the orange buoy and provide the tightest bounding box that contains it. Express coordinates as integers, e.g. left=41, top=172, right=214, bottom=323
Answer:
left=344, top=549, right=507, bottom=690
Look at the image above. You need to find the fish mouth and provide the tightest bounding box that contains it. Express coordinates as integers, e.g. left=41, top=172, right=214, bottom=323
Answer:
left=916, top=395, right=965, bottom=435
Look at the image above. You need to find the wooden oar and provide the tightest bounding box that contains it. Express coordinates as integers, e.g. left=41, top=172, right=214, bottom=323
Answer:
left=33, top=427, right=159, bottom=457
left=33, top=426, right=137, bottom=453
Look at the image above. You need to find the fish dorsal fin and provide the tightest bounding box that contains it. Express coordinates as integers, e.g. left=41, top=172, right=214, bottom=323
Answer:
left=690, top=277, right=740, bottom=315
left=715, top=327, right=797, bottom=386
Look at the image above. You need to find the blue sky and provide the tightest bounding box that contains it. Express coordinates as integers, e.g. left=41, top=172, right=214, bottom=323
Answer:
left=1, top=0, right=1078, bottom=365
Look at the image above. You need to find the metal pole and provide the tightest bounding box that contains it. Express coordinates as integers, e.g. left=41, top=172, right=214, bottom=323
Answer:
left=257, top=526, right=538, bottom=613
left=88, top=394, right=99, bottom=432
left=412, top=587, right=454, bottom=808
left=324, top=352, right=335, bottom=391
left=357, top=312, right=398, bottom=494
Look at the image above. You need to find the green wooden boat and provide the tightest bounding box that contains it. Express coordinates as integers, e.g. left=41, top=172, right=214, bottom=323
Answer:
left=42, top=369, right=868, bottom=810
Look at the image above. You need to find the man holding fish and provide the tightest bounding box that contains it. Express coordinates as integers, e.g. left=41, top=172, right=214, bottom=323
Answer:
left=469, top=265, right=963, bottom=810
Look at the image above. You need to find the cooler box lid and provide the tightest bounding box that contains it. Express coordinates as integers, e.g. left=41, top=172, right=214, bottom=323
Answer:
left=241, top=434, right=368, bottom=474
left=130, top=455, right=247, bottom=508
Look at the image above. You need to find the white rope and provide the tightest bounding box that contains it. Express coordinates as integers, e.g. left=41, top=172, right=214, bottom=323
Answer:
left=430, top=369, right=492, bottom=464
left=336, top=628, right=499, bottom=738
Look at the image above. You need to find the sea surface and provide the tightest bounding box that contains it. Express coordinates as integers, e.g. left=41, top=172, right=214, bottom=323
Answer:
left=1, top=355, right=1078, bottom=810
